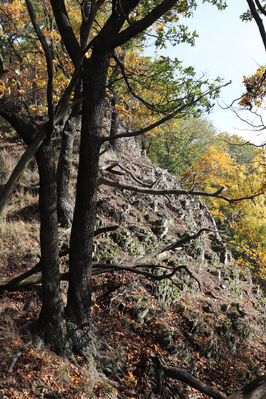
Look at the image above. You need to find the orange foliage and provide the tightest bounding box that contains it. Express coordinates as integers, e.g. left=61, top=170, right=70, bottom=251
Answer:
left=239, top=66, right=266, bottom=108
left=183, top=146, right=266, bottom=279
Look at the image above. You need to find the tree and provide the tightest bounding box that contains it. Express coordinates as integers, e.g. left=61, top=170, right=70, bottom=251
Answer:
left=182, top=146, right=266, bottom=280
left=226, top=1, right=266, bottom=144
left=0, top=0, right=259, bottom=355
left=242, top=0, right=266, bottom=51
left=146, top=117, right=217, bottom=174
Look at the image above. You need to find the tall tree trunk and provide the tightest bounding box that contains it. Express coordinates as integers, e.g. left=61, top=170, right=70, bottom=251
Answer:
left=66, top=52, right=110, bottom=353
left=57, top=110, right=80, bottom=227
left=36, top=142, right=67, bottom=354
left=110, top=92, right=119, bottom=149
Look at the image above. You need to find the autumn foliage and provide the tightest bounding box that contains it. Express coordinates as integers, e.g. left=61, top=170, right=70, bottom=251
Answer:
left=239, top=66, right=266, bottom=109
left=183, top=145, right=266, bottom=280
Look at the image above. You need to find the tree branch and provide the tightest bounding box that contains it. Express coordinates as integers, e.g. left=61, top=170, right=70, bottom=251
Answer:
left=25, top=0, right=54, bottom=134
left=255, top=0, right=266, bottom=17
left=102, top=162, right=158, bottom=187
left=112, top=52, right=167, bottom=113
left=101, top=81, right=231, bottom=143
left=0, top=125, right=47, bottom=215
left=80, top=0, right=105, bottom=50
left=155, top=354, right=227, bottom=399
left=0, top=261, right=199, bottom=293
left=109, top=0, right=179, bottom=49
left=49, top=0, right=81, bottom=65
left=246, top=0, right=266, bottom=51
left=98, top=175, right=263, bottom=204
left=0, top=226, right=208, bottom=292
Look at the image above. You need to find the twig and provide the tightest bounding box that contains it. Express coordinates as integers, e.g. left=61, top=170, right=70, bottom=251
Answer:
left=8, top=341, right=31, bottom=372
left=101, top=81, right=231, bottom=143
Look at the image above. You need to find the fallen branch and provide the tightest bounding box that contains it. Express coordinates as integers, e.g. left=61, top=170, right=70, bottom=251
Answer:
left=0, top=261, right=199, bottom=292
left=103, top=162, right=158, bottom=188
left=0, top=261, right=42, bottom=294
left=98, top=176, right=263, bottom=203
left=137, top=228, right=215, bottom=265
left=155, top=354, right=227, bottom=399
left=0, top=227, right=208, bottom=292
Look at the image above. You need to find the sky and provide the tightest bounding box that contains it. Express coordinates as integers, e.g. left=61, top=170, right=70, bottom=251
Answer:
left=145, top=1, right=265, bottom=145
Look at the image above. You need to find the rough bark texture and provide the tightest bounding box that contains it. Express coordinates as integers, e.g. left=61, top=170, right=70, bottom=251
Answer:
left=57, top=112, right=79, bottom=227
left=110, top=92, right=119, bottom=149
left=36, top=142, right=67, bottom=354
left=66, top=51, right=110, bottom=353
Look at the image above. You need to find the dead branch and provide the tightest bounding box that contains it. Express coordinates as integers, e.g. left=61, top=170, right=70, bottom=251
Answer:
left=0, top=261, right=42, bottom=293
left=0, top=227, right=208, bottom=292
left=8, top=341, right=31, bottom=372
left=104, top=162, right=158, bottom=188
left=155, top=354, right=227, bottom=399
left=0, top=127, right=47, bottom=215
left=98, top=175, right=264, bottom=203
left=0, top=260, right=200, bottom=293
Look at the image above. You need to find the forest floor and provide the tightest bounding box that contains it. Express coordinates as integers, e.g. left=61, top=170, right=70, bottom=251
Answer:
left=0, top=136, right=265, bottom=398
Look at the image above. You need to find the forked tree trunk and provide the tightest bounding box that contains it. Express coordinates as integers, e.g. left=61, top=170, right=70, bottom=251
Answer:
left=36, top=142, right=67, bottom=354
left=66, top=51, right=111, bottom=353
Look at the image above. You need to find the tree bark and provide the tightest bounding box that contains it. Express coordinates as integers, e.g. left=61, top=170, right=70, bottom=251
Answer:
left=57, top=112, right=79, bottom=226
left=65, top=50, right=110, bottom=353
left=36, top=142, right=67, bottom=354
left=110, top=92, right=119, bottom=149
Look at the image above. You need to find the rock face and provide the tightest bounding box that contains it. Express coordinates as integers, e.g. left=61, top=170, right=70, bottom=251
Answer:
left=96, top=139, right=233, bottom=303
left=91, top=139, right=265, bottom=397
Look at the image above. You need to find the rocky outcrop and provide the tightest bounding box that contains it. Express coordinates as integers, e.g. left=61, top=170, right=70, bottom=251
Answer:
left=90, top=139, right=265, bottom=397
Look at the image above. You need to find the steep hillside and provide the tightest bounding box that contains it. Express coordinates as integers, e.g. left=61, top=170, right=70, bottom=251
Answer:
left=0, top=138, right=265, bottom=398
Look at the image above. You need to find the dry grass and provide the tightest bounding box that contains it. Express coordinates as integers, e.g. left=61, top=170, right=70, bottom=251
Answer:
left=0, top=147, right=40, bottom=278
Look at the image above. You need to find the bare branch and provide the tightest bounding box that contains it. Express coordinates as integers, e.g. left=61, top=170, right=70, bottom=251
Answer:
left=0, top=261, right=200, bottom=292
left=246, top=0, right=266, bottom=51
left=155, top=354, right=227, bottom=399
left=50, top=0, right=80, bottom=65
left=112, top=52, right=168, bottom=113
left=101, top=81, right=231, bottom=143
left=103, top=162, right=158, bottom=187
left=92, top=263, right=182, bottom=280
left=25, top=0, right=54, bottom=134
left=255, top=0, right=266, bottom=17
left=0, top=126, right=47, bottom=215
left=98, top=176, right=264, bottom=203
